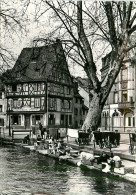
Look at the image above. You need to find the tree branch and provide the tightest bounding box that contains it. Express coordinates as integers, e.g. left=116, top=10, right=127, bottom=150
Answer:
left=116, top=2, right=123, bottom=26
left=126, top=2, right=133, bottom=28
left=77, top=1, right=100, bottom=90
left=129, top=24, right=136, bottom=35
left=129, top=12, right=136, bottom=27
left=103, top=2, right=117, bottom=48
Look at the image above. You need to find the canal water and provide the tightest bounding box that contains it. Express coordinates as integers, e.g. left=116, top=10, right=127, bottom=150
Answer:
left=0, top=146, right=135, bottom=195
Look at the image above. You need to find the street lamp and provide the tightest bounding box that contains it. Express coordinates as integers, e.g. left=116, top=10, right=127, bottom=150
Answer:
left=8, top=104, right=11, bottom=136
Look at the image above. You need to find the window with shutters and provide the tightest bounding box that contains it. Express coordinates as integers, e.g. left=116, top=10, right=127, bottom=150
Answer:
left=35, top=98, right=40, bottom=108
left=64, top=100, right=70, bottom=109
left=133, top=117, right=135, bottom=127
left=0, top=118, right=4, bottom=126
left=41, top=97, right=45, bottom=110
left=128, top=117, right=131, bottom=126
left=23, top=98, right=30, bottom=106
left=8, top=99, right=13, bottom=108
left=48, top=114, right=55, bottom=125
left=12, top=115, right=21, bottom=125
left=65, top=86, right=70, bottom=95
left=17, top=98, right=22, bottom=108
left=36, top=115, right=41, bottom=124
left=17, top=84, right=22, bottom=93
left=0, top=105, right=2, bottom=112
left=32, top=115, right=41, bottom=125
left=69, top=115, right=72, bottom=125
left=12, top=84, right=17, bottom=92
left=41, top=83, right=45, bottom=92
left=61, top=86, right=64, bottom=94
left=60, top=115, right=65, bottom=125
left=122, top=91, right=127, bottom=102
left=31, top=98, right=34, bottom=108
left=35, top=68, right=40, bottom=77
left=14, top=100, right=18, bottom=108
left=32, top=115, right=36, bottom=125
left=23, top=84, right=28, bottom=92
left=37, top=83, right=41, bottom=91
left=49, top=98, right=56, bottom=110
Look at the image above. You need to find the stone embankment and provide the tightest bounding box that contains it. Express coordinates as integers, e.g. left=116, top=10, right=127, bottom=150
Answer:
left=0, top=136, right=136, bottom=184
left=14, top=142, right=136, bottom=184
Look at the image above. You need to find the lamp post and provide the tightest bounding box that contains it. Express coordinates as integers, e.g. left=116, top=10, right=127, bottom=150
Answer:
left=8, top=104, right=11, bottom=136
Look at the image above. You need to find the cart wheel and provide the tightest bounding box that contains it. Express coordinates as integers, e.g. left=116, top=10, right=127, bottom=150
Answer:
left=114, top=140, right=117, bottom=148
left=129, top=145, right=134, bottom=155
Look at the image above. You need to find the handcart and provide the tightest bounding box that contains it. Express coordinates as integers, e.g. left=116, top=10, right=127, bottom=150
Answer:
left=129, top=133, right=136, bottom=155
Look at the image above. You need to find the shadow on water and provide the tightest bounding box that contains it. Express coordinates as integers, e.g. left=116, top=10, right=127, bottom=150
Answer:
left=80, top=166, right=136, bottom=195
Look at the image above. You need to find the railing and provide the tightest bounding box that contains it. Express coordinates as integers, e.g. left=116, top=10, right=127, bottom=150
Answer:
left=6, top=90, right=45, bottom=96
left=118, top=101, right=134, bottom=109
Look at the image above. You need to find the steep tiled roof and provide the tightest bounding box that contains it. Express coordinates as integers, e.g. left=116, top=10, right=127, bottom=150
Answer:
left=3, top=41, right=67, bottom=83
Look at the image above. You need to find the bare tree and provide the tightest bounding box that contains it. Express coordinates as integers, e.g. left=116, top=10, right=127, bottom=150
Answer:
left=32, top=1, right=136, bottom=132
left=0, top=0, right=29, bottom=73
left=32, top=1, right=136, bottom=131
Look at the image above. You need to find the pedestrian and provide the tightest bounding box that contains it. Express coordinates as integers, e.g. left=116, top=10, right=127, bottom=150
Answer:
left=39, top=122, right=44, bottom=139
left=37, top=134, right=42, bottom=145
left=23, top=135, right=30, bottom=144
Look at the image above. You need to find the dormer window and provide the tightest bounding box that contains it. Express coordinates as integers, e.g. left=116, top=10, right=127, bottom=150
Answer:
left=35, top=68, right=40, bottom=77
left=12, top=84, right=17, bottom=92
left=16, top=72, right=21, bottom=79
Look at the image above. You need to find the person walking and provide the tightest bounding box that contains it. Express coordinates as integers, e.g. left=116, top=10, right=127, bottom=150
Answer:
left=39, top=122, right=44, bottom=139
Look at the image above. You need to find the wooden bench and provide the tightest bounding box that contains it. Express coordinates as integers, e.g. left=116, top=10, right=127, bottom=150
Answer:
left=12, top=130, right=32, bottom=143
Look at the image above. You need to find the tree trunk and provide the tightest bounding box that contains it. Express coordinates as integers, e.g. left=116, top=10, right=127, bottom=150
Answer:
left=82, top=93, right=103, bottom=132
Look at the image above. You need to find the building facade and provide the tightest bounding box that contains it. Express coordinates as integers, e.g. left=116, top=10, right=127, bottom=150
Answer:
left=101, top=53, right=136, bottom=132
left=0, top=88, right=6, bottom=129
left=2, top=41, right=87, bottom=132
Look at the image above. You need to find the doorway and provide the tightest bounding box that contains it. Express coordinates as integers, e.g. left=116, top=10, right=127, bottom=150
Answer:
left=25, top=115, right=30, bottom=129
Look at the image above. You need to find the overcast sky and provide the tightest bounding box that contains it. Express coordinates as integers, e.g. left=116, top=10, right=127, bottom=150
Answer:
left=1, top=0, right=115, bottom=78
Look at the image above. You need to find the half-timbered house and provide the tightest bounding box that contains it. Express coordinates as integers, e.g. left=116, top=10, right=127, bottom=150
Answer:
left=3, top=41, right=75, bottom=131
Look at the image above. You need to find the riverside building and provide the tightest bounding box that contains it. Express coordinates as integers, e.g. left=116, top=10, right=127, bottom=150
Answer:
left=101, top=52, right=136, bottom=132
left=2, top=41, right=87, bottom=133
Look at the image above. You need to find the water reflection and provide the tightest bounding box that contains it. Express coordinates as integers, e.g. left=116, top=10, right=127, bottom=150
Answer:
left=0, top=146, right=135, bottom=195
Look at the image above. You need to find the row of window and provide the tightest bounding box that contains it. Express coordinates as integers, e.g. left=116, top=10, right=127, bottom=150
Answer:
left=48, top=114, right=72, bottom=126
left=48, top=83, right=71, bottom=95
left=48, top=98, right=72, bottom=111
left=8, top=97, right=45, bottom=109
left=102, top=116, right=135, bottom=128
left=8, top=97, right=72, bottom=111
left=9, top=114, right=73, bottom=126
left=113, top=91, right=133, bottom=103
left=7, top=82, right=46, bottom=93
